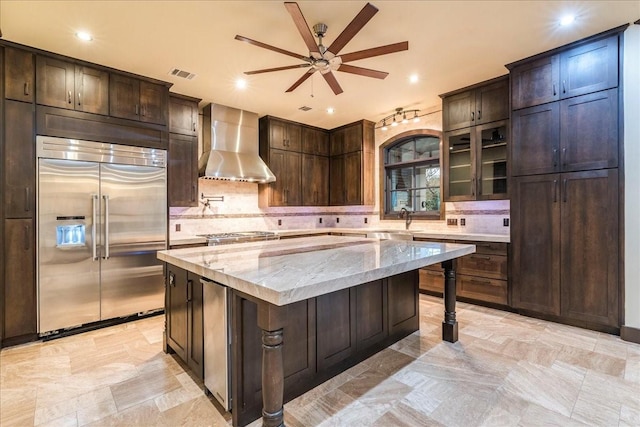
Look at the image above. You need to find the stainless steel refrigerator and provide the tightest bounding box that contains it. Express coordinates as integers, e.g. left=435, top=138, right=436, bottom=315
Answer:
left=36, top=136, right=167, bottom=335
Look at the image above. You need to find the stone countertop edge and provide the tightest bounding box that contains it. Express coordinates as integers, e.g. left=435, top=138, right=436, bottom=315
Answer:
left=169, top=228, right=509, bottom=246
left=158, top=236, right=476, bottom=306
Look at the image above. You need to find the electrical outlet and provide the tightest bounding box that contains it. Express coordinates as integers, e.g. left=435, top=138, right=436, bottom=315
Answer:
left=364, top=218, right=368, bottom=224
left=278, top=219, right=282, bottom=226
left=503, top=218, right=510, bottom=227
left=319, top=217, right=322, bottom=224
left=447, top=218, right=458, bottom=226
left=460, top=218, right=466, bottom=226
left=175, top=223, right=181, bottom=232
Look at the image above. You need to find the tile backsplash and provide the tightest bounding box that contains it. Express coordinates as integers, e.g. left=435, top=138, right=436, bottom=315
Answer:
left=169, top=180, right=509, bottom=240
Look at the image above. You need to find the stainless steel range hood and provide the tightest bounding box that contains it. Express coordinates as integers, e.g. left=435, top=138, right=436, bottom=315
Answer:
left=199, top=103, right=275, bottom=183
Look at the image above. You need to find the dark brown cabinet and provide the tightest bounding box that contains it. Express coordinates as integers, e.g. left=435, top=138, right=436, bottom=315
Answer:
left=442, top=76, right=509, bottom=131
left=166, top=265, right=204, bottom=378
left=4, top=47, right=34, bottom=102
left=329, top=120, right=374, bottom=206
left=268, top=117, right=301, bottom=151
left=168, top=94, right=200, bottom=207
left=510, top=34, right=618, bottom=110
left=444, top=120, right=509, bottom=201
left=4, top=100, right=35, bottom=218
left=262, top=149, right=301, bottom=206
left=110, top=74, right=168, bottom=125
left=3, top=218, right=36, bottom=341
left=168, top=133, right=198, bottom=207
left=302, top=126, right=329, bottom=155
left=512, top=170, right=618, bottom=326
left=302, top=154, right=328, bottom=206
left=512, top=89, right=618, bottom=176
left=169, top=95, right=198, bottom=136
left=36, top=56, right=109, bottom=115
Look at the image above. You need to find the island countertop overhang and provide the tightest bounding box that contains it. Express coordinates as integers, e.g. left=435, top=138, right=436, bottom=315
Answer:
left=157, top=235, right=475, bottom=306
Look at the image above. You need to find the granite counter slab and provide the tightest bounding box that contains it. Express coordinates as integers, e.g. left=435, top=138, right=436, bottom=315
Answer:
left=158, top=235, right=475, bottom=306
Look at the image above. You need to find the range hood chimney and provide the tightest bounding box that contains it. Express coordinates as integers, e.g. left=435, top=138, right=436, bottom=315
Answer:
left=199, top=103, right=275, bottom=183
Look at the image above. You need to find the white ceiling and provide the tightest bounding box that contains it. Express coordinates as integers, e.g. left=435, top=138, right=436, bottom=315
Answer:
left=1, top=1, right=638, bottom=129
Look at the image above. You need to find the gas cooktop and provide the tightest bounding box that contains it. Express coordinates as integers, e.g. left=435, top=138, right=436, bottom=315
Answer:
left=196, top=231, right=279, bottom=246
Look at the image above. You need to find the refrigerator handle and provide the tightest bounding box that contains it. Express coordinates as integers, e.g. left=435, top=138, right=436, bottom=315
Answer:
left=92, top=194, right=98, bottom=261
left=103, top=195, right=110, bottom=259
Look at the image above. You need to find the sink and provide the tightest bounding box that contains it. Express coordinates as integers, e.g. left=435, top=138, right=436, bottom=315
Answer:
left=366, top=231, right=414, bottom=241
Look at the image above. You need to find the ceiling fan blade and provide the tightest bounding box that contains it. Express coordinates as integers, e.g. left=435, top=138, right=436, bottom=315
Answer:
left=322, top=71, right=343, bottom=95
left=327, top=2, right=378, bottom=55
left=285, top=70, right=315, bottom=93
left=235, top=35, right=309, bottom=61
left=284, top=2, right=319, bottom=54
left=340, top=41, right=409, bottom=63
left=244, top=64, right=311, bottom=75
left=337, top=64, right=388, bottom=79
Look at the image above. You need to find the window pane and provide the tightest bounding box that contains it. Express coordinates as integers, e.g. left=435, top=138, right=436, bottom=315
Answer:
left=414, top=188, right=440, bottom=212
left=389, top=167, right=412, bottom=190
left=415, top=137, right=440, bottom=160
left=415, top=164, right=440, bottom=188
left=389, top=190, right=412, bottom=212
left=388, top=140, right=415, bottom=163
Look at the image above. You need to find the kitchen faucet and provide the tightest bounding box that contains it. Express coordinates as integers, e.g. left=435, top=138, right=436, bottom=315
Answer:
left=399, top=207, right=413, bottom=230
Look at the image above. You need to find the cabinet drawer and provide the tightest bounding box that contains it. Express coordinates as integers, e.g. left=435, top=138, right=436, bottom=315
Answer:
left=460, top=241, right=507, bottom=255
left=457, top=253, right=507, bottom=280
left=457, top=275, right=507, bottom=305
left=419, top=268, right=443, bottom=293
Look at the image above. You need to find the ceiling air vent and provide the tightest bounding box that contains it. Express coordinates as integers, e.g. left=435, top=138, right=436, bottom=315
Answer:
left=298, top=106, right=312, bottom=111
left=169, top=68, right=197, bottom=80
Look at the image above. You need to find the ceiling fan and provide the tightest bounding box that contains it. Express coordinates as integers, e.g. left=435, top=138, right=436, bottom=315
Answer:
left=234, top=2, right=409, bottom=95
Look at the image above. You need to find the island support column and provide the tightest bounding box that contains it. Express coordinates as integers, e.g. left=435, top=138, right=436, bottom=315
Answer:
left=441, top=259, right=458, bottom=342
left=257, top=302, right=286, bottom=427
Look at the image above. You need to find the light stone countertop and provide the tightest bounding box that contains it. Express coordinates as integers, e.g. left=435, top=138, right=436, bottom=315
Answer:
left=168, top=228, right=509, bottom=247
left=158, top=235, right=475, bottom=306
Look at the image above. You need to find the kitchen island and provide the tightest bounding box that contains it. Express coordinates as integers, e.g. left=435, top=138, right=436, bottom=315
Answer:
left=158, top=235, right=475, bottom=427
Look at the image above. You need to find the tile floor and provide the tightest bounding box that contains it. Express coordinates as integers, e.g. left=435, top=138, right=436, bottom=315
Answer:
left=1, top=295, right=639, bottom=427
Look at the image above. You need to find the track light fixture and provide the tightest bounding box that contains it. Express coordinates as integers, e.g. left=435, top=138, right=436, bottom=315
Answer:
left=377, top=107, right=421, bottom=131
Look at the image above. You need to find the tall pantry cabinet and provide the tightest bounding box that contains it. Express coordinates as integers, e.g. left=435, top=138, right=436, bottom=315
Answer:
left=508, top=26, right=625, bottom=331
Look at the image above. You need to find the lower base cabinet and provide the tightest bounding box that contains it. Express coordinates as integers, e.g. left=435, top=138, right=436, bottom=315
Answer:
left=232, top=270, right=418, bottom=427
left=2, top=219, right=37, bottom=344
left=165, top=264, right=204, bottom=379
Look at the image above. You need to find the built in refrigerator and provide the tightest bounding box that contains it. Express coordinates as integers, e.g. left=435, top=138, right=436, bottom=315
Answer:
left=37, top=136, right=167, bottom=335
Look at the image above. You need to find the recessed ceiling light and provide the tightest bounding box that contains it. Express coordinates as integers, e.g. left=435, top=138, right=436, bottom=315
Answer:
left=326, top=107, right=334, bottom=114
left=560, top=15, right=575, bottom=26
left=75, top=31, right=93, bottom=41
left=235, top=78, right=247, bottom=90
left=409, top=74, right=419, bottom=84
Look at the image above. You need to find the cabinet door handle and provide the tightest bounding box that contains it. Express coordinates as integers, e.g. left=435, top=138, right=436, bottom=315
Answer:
left=169, top=272, right=175, bottom=287
left=68, top=91, right=72, bottom=104
left=553, top=179, right=558, bottom=203
left=563, top=179, right=568, bottom=203
left=553, top=148, right=558, bottom=167
left=553, top=83, right=557, bottom=96
left=135, top=104, right=140, bottom=115
left=192, top=122, right=196, bottom=132
left=77, top=92, right=81, bottom=106
left=471, top=178, right=476, bottom=197
left=24, top=82, right=30, bottom=96
left=24, top=224, right=30, bottom=250
left=192, top=184, right=196, bottom=201
left=477, top=110, right=481, bottom=120
left=25, top=187, right=31, bottom=212
left=471, top=111, right=475, bottom=121
left=562, top=80, right=566, bottom=94
left=562, top=148, right=567, bottom=166
left=187, top=279, right=193, bottom=303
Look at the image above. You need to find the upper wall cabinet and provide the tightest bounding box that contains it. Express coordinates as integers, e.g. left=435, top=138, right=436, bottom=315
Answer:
left=510, top=34, right=618, bottom=110
left=168, top=94, right=201, bottom=207
left=169, top=95, right=199, bottom=136
left=302, top=126, right=329, bottom=156
left=4, top=47, right=34, bottom=102
left=268, top=117, right=302, bottom=151
left=110, top=74, right=169, bottom=125
left=442, top=77, right=509, bottom=131
left=36, top=56, right=109, bottom=115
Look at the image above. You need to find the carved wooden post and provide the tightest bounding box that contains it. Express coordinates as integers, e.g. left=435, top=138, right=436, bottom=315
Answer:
left=441, top=259, right=458, bottom=343
left=257, top=302, right=286, bottom=427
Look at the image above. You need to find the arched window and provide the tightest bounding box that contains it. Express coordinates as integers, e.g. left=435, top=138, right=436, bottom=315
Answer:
left=380, top=130, right=442, bottom=220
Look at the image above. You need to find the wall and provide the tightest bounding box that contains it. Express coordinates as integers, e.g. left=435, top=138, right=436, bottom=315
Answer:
left=624, top=24, right=640, bottom=330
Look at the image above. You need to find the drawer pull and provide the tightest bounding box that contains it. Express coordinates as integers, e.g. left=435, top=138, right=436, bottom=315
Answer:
left=426, top=270, right=443, bottom=276
left=24, top=82, right=30, bottom=96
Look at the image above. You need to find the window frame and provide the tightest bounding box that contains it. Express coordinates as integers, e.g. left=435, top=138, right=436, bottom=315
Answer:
left=379, top=129, right=444, bottom=221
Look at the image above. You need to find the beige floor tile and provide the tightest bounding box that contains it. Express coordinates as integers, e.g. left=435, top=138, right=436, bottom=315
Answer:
left=519, top=402, right=586, bottom=427
left=625, top=353, right=640, bottom=383
left=83, top=398, right=161, bottom=427
left=370, top=401, right=445, bottom=427
left=76, top=387, right=118, bottom=426
left=570, top=387, right=621, bottom=426
left=620, top=403, right=640, bottom=427
left=287, top=387, right=356, bottom=426
left=556, top=344, right=626, bottom=377
left=158, top=395, right=229, bottom=426
left=110, top=368, right=181, bottom=412
left=36, top=413, right=78, bottom=427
